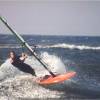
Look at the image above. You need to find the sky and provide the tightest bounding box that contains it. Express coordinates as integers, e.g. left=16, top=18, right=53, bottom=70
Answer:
left=0, top=0, right=100, bottom=36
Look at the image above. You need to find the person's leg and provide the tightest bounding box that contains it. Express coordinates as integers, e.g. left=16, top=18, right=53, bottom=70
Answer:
left=12, top=62, right=37, bottom=76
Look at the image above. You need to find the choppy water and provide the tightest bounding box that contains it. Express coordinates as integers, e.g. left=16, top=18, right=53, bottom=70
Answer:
left=0, top=34, right=100, bottom=99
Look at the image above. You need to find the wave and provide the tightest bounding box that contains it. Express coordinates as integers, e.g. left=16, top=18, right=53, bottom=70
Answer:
left=37, top=43, right=100, bottom=50
left=0, top=43, right=100, bottom=50
left=0, top=45, right=21, bottom=49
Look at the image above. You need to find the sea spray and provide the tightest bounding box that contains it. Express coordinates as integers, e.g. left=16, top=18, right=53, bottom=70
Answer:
left=24, top=52, right=67, bottom=77
left=0, top=75, right=66, bottom=99
left=40, top=52, right=67, bottom=74
left=0, top=59, right=26, bottom=81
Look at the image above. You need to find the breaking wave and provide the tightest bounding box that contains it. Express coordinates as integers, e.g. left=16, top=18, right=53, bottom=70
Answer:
left=0, top=44, right=21, bottom=49
left=0, top=43, right=100, bottom=50
left=37, top=43, right=100, bottom=50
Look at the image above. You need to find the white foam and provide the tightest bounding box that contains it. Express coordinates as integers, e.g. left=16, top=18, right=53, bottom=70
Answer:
left=40, top=52, right=66, bottom=74
left=37, top=43, right=100, bottom=50
left=1, top=43, right=100, bottom=50
left=0, top=59, right=24, bottom=81
left=24, top=52, right=67, bottom=77
left=0, top=45, right=21, bottom=49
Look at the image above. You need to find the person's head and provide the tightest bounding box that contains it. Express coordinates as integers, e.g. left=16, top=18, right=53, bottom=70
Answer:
left=8, top=51, right=16, bottom=59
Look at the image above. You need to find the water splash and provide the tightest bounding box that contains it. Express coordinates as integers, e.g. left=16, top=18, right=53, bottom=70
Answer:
left=25, top=52, right=67, bottom=77
left=40, top=52, right=67, bottom=74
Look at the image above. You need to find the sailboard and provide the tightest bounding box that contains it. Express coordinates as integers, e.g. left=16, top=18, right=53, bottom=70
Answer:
left=0, top=16, right=76, bottom=85
left=36, top=71, right=76, bottom=85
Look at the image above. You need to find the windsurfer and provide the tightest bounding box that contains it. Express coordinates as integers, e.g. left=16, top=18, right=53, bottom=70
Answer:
left=8, top=51, right=36, bottom=76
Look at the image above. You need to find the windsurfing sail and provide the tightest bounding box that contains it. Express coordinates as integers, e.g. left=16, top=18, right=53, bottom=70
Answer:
left=0, top=16, right=55, bottom=77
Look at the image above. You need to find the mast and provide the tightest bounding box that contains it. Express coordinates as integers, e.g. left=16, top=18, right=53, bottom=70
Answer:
left=0, top=16, right=55, bottom=77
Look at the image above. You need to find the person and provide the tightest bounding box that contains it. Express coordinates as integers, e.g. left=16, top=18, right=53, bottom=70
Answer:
left=8, top=51, right=36, bottom=76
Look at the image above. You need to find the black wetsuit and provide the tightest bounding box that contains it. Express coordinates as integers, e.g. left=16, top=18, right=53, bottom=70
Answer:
left=12, top=56, right=36, bottom=76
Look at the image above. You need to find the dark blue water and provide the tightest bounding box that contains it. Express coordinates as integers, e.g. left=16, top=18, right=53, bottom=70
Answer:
left=0, top=34, right=100, bottom=99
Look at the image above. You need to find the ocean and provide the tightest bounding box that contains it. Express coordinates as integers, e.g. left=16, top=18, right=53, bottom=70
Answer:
left=0, top=34, right=100, bottom=99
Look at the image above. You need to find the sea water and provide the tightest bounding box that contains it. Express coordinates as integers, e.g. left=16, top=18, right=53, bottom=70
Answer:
left=0, top=34, right=100, bottom=99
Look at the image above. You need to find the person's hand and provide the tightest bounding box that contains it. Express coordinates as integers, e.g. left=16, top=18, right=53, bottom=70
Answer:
left=25, top=54, right=28, bottom=58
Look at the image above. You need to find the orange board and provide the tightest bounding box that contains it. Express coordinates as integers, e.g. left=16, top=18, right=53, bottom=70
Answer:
left=36, top=71, right=76, bottom=85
